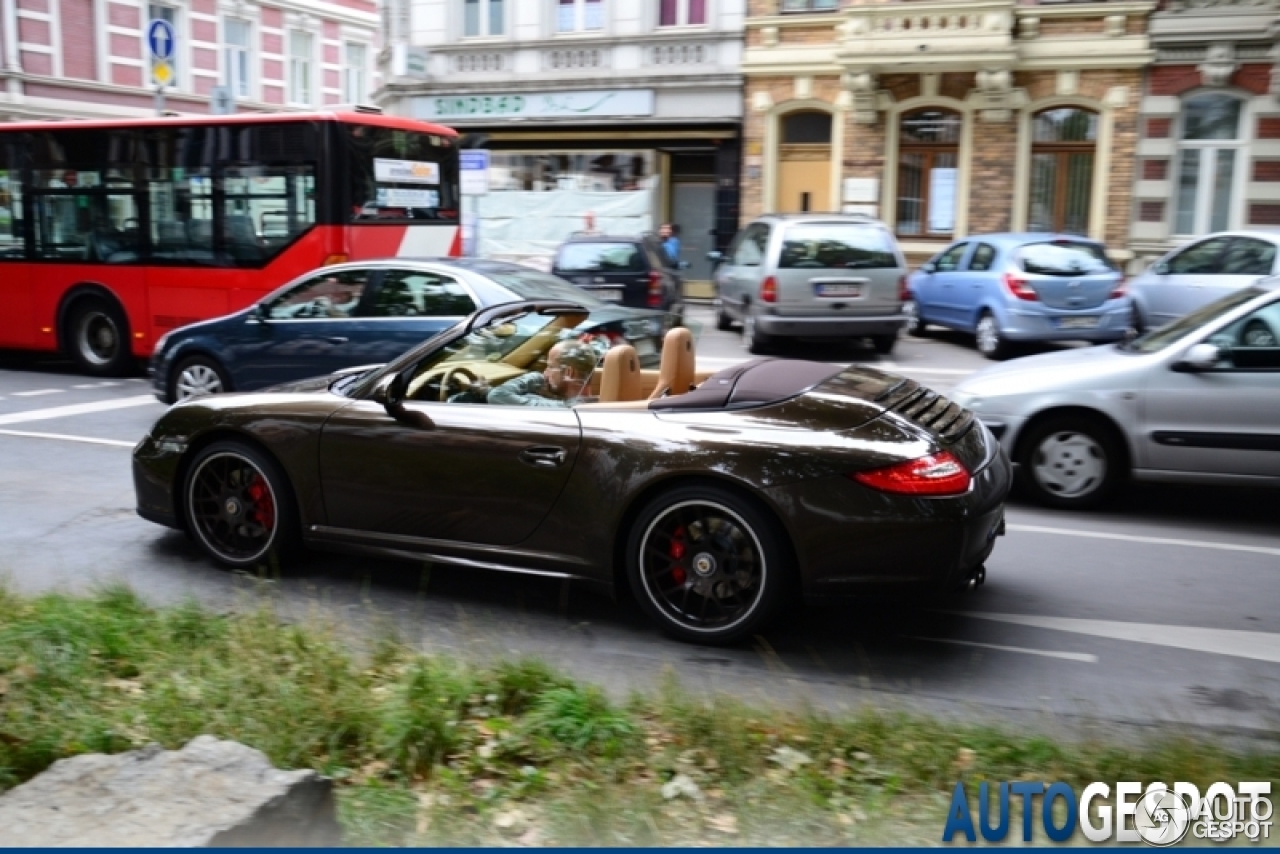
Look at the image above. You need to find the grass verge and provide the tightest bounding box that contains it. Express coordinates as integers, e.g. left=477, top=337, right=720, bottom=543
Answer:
left=0, top=585, right=1276, bottom=846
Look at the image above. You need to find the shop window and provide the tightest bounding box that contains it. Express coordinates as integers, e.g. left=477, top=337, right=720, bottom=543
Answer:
left=897, top=109, right=961, bottom=237
left=464, top=0, right=504, bottom=36
left=659, top=0, right=705, bottom=26
left=558, top=0, right=602, bottom=32
left=780, top=0, right=839, bottom=11
left=1028, top=107, right=1097, bottom=236
left=1175, top=93, right=1245, bottom=235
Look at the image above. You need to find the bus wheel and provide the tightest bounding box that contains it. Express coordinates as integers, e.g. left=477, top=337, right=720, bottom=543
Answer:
left=67, top=296, right=133, bottom=377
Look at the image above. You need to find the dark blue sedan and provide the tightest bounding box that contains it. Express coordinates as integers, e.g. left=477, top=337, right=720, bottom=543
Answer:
left=150, top=258, right=673, bottom=403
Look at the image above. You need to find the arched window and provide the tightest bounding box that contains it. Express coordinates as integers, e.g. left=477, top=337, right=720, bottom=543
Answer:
left=1028, top=107, right=1098, bottom=235
left=897, top=109, right=961, bottom=236
left=1175, top=93, right=1244, bottom=235
left=781, top=111, right=832, bottom=144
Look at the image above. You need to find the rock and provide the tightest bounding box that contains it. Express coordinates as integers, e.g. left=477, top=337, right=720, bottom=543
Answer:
left=0, top=735, right=342, bottom=847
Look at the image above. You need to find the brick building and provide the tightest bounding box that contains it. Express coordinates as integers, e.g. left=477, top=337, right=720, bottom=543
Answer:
left=1129, top=0, right=1280, bottom=264
left=741, top=0, right=1155, bottom=264
left=0, top=0, right=378, bottom=120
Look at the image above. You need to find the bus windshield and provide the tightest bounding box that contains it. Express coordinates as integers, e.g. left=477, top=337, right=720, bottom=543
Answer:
left=343, top=125, right=459, bottom=223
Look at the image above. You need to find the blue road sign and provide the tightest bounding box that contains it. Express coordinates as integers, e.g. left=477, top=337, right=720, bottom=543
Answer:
left=147, top=19, right=176, bottom=61
left=460, top=150, right=490, bottom=171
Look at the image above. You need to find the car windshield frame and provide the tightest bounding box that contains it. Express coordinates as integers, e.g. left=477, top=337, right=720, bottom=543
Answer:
left=1118, top=286, right=1268, bottom=354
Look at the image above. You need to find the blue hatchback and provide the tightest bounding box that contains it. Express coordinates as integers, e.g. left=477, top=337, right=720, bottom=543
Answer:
left=904, top=234, right=1130, bottom=359
left=150, top=258, right=671, bottom=403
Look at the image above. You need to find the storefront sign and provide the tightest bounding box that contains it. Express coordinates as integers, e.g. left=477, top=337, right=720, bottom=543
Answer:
left=416, top=90, right=655, bottom=121
left=374, top=158, right=440, bottom=186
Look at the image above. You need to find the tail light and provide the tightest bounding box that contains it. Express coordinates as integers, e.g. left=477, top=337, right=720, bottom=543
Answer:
left=898, top=274, right=910, bottom=302
left=761, top=275, right=778, bottom=304
left=850, top=451, right=971, bottom=496
left=1002, top=272, right=1038, bottom=302
left=1109, top=278, right=1128, bottom=300
left=647, top=271, right=663, bottom=308
left=322, top=254, right=349, bottom=266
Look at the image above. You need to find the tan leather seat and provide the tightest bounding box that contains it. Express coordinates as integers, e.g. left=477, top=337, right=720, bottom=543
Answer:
left=648, top=326, right=696, bottom=399
left=598, top=344, right=643, bottom=402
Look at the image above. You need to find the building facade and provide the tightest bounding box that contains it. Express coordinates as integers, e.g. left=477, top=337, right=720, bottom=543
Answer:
left=0, top=0, right=378, bottom=120
left=742, top=0, right=1155, bottom=265
left=375, top=0, right=745, bottom=278
left=1129, top=0, right=1280, bottom=264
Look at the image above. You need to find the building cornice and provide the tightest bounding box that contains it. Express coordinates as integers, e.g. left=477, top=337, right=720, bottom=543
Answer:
left=3, top=73, right=312, bottom=117
left=426, top=30, right=745, bottom=55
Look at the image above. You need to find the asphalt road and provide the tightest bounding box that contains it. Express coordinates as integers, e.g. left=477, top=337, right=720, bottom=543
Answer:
left=1, top=310, right=1278, bottom=743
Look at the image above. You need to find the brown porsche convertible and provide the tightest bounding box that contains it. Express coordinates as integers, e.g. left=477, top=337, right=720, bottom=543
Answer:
left=134, top=300, right=1011, bottom=644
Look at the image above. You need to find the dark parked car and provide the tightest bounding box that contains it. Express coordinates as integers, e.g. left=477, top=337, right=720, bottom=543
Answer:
left=150, top=258, right=673, bottom=403
left=134, top=300, right=1011, bottom=644
left=551, top=233, right=686, bottom=315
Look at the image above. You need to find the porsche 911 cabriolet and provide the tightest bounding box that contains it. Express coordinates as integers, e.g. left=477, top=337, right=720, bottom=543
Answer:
left=133, top=300, right=1011, bottom=644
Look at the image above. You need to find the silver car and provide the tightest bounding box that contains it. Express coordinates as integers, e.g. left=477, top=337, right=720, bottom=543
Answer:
left=950, top=280, right=1280, bottom=509
left=1129, top=231, right=1280, bottom=331
left=710, top=213, right=909, bottom=355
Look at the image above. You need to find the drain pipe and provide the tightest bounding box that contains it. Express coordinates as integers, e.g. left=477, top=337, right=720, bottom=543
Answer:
left=1, top=0, right=21, bottom=100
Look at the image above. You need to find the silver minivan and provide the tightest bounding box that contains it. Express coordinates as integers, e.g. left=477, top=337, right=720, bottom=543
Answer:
left=710, top=213, right=909, bottom=354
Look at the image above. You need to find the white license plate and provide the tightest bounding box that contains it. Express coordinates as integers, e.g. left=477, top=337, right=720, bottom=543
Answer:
left=816, top=283, right=863, bottom=298
left=1058, top=316, right=1100, bottom=329
left=634, top=338, right=657, bottom=356
left=594, top=288, right=624, bottom=302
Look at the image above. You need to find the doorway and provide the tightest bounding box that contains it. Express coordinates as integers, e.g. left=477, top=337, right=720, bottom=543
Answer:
left=776, top=110, right=832, bottom=213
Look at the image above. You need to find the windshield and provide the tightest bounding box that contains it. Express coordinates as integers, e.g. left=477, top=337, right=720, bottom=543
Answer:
left=1015, top=241, right=1116, bottom=276
left=344, top=125, right=459, bottom=223
left=1120, top=287, right=1266, bottom=353
left=556, top=242, right=645, bottom=273
left=779, top=223, right=899, bottom=269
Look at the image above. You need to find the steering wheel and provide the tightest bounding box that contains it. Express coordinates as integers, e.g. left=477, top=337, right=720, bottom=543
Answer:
left=1241, top=318, right=1277, bottom=347
left=439, top=365, right=480, bottom=402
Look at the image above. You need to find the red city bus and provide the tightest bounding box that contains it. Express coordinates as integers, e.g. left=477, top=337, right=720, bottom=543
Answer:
left=0, top=110, right=461, bottom=375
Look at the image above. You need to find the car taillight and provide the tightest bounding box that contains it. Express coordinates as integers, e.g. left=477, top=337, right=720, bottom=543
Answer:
left=850, top=451, right=971, bottom=496
left=898, top=274, right=910, bottom=302
left=1109, top=278, right=1127, bottom=300
left=648, top=271, right=663, bottom=308
left=322, top=254, right=349, bottom=266
left=761, top=275, right=778, bottom=304
left=1002, top=272, right=1038, bottom=302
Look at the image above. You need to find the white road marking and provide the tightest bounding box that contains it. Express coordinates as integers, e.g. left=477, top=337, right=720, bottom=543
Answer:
left=11, top=389, right=64, bottom=397
left=960, top=612, right=1280, bottom=665
left=0, top=395, right=158, bottom=426
left=904, top=635, right=1098, bottom=663
left=73, top=381, right=123, bottom=389
left=1007, top=522, right=1280, bottom=558
left=0, top=428, right=135, bottom=448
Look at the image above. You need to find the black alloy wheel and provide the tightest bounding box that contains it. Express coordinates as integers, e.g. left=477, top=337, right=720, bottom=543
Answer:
left=627, top=485, right=788, bottom=644
left=184, top=441, right=298, bottom=569
left=68, top=296, right=133, bottom=376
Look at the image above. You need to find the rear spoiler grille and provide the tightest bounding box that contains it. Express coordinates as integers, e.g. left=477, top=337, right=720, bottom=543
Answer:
left=876, top=379, right=975, bottom=443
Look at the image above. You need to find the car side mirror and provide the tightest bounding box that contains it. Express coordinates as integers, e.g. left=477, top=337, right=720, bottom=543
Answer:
left=1173, top=342, right=1223, bottom=372
left=920, top=262, right=937, bottom=274
left=247, top=304, right=267, bottom=323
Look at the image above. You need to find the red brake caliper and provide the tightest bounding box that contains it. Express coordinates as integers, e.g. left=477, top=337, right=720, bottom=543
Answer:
left=246, top=475, right=275, bottom=531
left=669, top=525, right=687, bottom=586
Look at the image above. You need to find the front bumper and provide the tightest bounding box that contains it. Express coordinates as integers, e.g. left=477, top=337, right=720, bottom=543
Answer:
left=756, top=313, right=908, bottom=338
left=133, top=435, right=182, bottom=529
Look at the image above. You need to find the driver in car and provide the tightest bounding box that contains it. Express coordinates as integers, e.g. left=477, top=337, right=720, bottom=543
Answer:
left=487, top=341, right=598, bottom=407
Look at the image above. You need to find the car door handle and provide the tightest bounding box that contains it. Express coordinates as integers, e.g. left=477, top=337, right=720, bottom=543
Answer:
left=325, top=336, right=349, bottom=344
left=519, top=446, right=567, bottom=468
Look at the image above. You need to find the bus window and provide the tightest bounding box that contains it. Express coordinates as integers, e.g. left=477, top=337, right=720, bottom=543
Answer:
left=0, top=146, right=23, bottom=259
